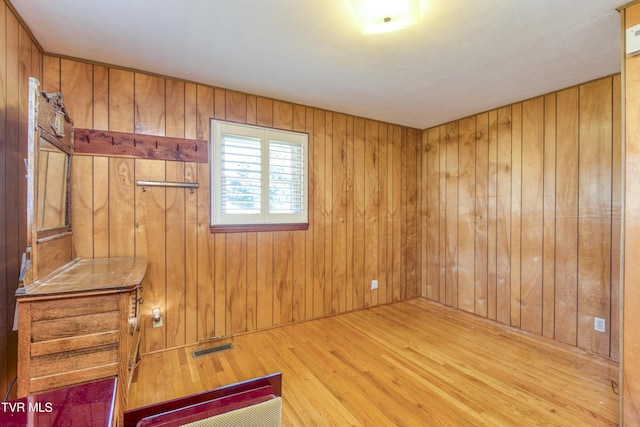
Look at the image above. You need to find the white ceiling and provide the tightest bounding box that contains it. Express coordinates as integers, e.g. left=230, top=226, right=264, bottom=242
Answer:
left=11, top=0, right=626, bottom=129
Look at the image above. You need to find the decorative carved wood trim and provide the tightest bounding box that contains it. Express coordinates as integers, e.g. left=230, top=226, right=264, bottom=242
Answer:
left=74, top=128, right=208, bottom=163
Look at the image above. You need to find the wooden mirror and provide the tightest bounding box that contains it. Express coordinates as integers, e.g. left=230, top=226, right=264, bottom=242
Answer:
left=36, top=126, right=71, bottom=231
left=21, top=77, right=74, bottom=285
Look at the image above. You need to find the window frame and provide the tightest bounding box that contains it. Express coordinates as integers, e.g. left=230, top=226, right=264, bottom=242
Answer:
left=210, top=119, right=309, bottom=233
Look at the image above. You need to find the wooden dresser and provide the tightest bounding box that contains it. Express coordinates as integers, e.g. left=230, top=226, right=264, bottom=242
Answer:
left=15, top=257, right=147, bottom=423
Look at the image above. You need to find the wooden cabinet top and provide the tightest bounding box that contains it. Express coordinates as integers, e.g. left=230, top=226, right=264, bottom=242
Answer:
left=16, top=257, right=147, bottom=299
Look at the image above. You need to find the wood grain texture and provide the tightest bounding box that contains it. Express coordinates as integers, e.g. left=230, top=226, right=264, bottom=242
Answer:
left=510, top=103, right=522, bottom=329
left=624, top=5, right=640, bottom=424
left=578, top=77, right=612, bottom=357
left=380, top=123, right=391, bottom=303
left=521, top=97, right=544, bottom=335
left=486, top=110, right=498, bottom=320
left=555, top=87, right=579, bottom=346
left=422, top=76, right=619, bottom=359
left=324, top=112, right=334, bottom=313
left=46, top=56, right=618, bottom=373
left=457, top=116, right=475, bottom=313
left=130, top=299, right=619, bottom=426
left=56, top=59, right=421, bottom=359
left=42, top=55, right=60, bottom=93
left=332, top=113, right=348, bottom=313
left=610, top=73, right=621, bottom=363
left=475, top=113, right=489, bottom=318
left=313, top=109, right=326, bottom=316
left=364, top=119, right=378, bottom=307
left=438, top=124, right=447, bottom=305
left=425, top=127, right=440, bottom=301
left=74, top=128, right=208, bottom=163
left=445, top=122, right=459, bottom=307
left=543, top=93, right=556, bottom=339
left=135, top=159, right=166, bottom=352
left=496, top=107, right=512, bottom=325
left=391, top=125, right=403, bottom=303
left=405, top=128, right=420, bottom=300
left=3, top=5, right=36, bottom=398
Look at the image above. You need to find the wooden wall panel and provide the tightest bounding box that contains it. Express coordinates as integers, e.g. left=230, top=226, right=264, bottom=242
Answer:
left=405, top=129, right=420, bottom=300
left=577, top=78, right=612, bottom=357
left=423, top=75, right=620, bottom=360
left=184, top=84, right=199, bottom=344
left=495, top=107, right=512, bottom=325
left=382, top=125, right=392, bottom=304
left=475, top=113, right=489, bottom=318
left=438, top=125, right=447, bottom=305
left=445, top=123, right=458, bottom=307
left=226, top=233, right=247, bottom=333
left=555, top=87, right=579, bottom=346
left=353, top=118, right=366, bottom=309
left=135, top=159, right=167, bottom=352
left=312, top=109, right=326, bottom=316
left=520, top=97, right=544, bottom=335
left=50, top=58, right=421, bottom=357
left=420, top=127, right=428, bottom=299
left=36, top=50, right=619, bottom=372
left=304, top=107, right=315, bottom=319
left=364, top=119, right=378, bottom=307
left=165, top=161, right=186, bottom=347
left=610, top=73, right=621, bottom=363
left=333, top=114, right=348, bottom=313
left=486, top=110, right=498, bottom=320
left=292, top=105, right=308, bottom=322
left=391, top=126, right=403, bottom=302
left=425, top=128, right=440, bottom=301
left=324, top=113, right=334, bottom=313
left=542, top=93, right=556, bottom=339
left=165, top=80, right=186, bottom=348
left=196, top=85, right=215, bottom=341
left=457, top=117, right=475, bottom=313
left=0, top=4, right=8, bottom=398
left=510, top=104, right=522, bottom=329
left=0, top=2, right=41, bottom=398
left=623, top=5, right=640, bottom=423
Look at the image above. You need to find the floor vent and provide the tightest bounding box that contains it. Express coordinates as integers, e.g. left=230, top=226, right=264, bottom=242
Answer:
left=192, top=343, right=233, bottom=358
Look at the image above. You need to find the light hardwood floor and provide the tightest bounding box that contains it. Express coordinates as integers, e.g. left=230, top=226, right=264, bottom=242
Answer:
left=129, top=298, right=619, bottom=426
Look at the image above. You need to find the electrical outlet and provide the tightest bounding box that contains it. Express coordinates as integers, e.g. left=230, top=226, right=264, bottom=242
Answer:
left=371, top=279, right=378, bottom=290
left=594, top=317, right=606, bottom=333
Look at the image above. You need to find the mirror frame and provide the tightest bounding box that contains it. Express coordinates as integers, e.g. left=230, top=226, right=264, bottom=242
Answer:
left=23, top=77, right=74, bottom=285
left=35, top=124, right=72, bottom=236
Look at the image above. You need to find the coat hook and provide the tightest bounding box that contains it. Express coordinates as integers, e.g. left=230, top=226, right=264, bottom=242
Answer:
left=133, top=138, right=137, bottom=147
left=155, top=140, right=158, bottom=149
left=176, top=143, right=180, bottom=151
left=86, top=135, right=90, bottom=144
left=111, top=136, right=115, bottom=146
left=195, top=144, right=198, bottom=152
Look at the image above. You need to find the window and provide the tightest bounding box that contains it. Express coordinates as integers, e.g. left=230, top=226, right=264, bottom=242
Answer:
left=210, top=120, right=309, bottom=232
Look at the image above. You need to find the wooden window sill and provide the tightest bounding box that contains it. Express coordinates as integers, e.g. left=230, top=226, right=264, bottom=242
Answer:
left=210, top=223, right=309, bottom=233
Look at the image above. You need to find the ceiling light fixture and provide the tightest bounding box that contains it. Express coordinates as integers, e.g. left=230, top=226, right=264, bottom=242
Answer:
left=350, top=0, right=422, bottom=35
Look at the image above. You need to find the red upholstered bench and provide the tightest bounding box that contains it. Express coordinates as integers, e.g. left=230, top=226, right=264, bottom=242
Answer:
left=122, top=372, right=282, bottom=427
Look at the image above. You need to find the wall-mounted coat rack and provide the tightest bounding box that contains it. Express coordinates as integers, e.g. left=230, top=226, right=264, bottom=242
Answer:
left=74, top=128, right=208, bottom=163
